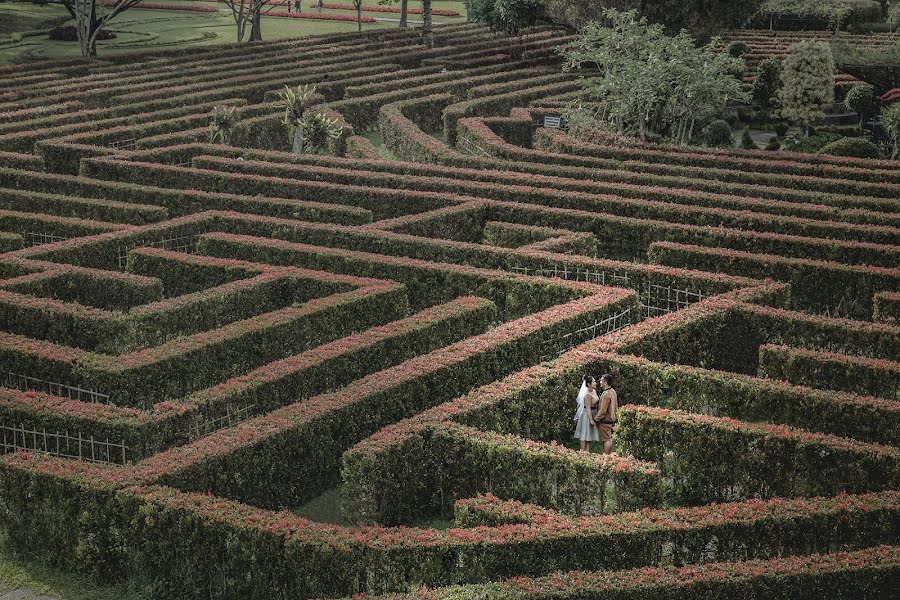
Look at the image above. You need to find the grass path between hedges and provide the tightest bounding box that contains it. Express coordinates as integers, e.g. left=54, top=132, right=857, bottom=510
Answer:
left=0, top=545, right=144, bottom=600
left=0, top=1, right=468, bottom=64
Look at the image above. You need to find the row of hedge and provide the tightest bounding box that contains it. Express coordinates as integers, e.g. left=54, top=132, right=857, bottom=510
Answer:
left=190, top=142, right=899, bottom=228
left=131, top=285, right=635, bottom=508
left=648, top=240, right=899, bottom=320
left=1, top=449, right=896, bottom=597
left=0, top=165, right=372, bottom=225
left=454, top=116, right=900, bottom=213
left=535, top=128, right=900, bottom=184
left=524, top=124, right=900, bottom=199
left=0, top=187, right=168, bottom=226
left=0, top=279, right=407, bottom=407
left=759, top=343, right=900, bottom=400
left=342, top=420, right=661, bottom=525
left=0, top=296, right=497, bottom=461
left=193, top=153, right=900, bottom=252
left=616, top=405, right=900, bottom=506
left=352, top=546, right=900, bottom=600
left=443, top=78, right=580, bottom=146
left=876, top=291, right=900, bottom=324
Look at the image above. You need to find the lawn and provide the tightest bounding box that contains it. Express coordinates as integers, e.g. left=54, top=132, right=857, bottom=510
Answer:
left=0, top=544, right=144, bottom=600
left=0, top=0, right=468, bottom=64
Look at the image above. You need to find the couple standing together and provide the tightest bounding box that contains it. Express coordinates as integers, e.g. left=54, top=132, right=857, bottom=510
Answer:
left=573, top=373, right=617, bottom=453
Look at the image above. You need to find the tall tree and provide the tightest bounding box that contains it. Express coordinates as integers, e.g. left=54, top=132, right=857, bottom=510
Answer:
left=60, top=0, right=143, bottom=58
left=563, top=9, right=747, bottom=144
left=777, top=40, right=835, bottom=136
left=422, top=0, right=433, bottom=48
left=400, top=0, right=409, bottom=26
left=222, top=0, right=277, bottom=43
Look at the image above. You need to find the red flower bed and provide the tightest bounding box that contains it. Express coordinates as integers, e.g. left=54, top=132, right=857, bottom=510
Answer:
left=268, top=10, right=376, bottom=22
left=309, top=2, right=460, bottom=16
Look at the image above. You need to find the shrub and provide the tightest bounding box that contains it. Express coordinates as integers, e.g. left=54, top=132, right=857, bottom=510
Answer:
left=782, top=131, right=842, bottom=153
left=701, top=119, right=733, bottom=148
left=726, top=40, right=750, bottom=57
left=49, top=26, right=116, bottom=42
left=818, top=136, right=880, bottom=158
left=844, top=83, right=875, bottom=127
left=740, top=127, right=758, bottom=150
left=765, top=137, right=781, bottom=150
left=751, top=58, right=781, bottom=113
left=778, top=40, right=835, bottom=135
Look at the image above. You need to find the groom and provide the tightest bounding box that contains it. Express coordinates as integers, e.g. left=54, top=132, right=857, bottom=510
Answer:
left=594, top=373, right=617, bottom=454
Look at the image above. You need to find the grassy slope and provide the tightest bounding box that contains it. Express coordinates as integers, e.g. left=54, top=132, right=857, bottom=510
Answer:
left=0, top=0, right=468, bottom=63
left=0, top=546, right=144, bottom=600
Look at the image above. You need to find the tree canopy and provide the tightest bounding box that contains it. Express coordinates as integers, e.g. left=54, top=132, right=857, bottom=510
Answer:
left=562, top=9, right=748, bottom=145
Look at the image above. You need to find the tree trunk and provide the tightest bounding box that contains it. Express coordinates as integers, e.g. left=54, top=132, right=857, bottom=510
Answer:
left=293, top=126, right=304, bottom=154
left=249, top=8, right=262, bottom=41
left=422, top=0, right=433, bottom=48
left=75, top=0, right=97, bottom=57
left=357, top=3, right=362, bottom=32
left=399, top=0, right=408, bottom=27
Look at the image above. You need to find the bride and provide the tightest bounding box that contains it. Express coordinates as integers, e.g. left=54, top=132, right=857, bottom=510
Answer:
left=573, top=375, right=600, bottom=452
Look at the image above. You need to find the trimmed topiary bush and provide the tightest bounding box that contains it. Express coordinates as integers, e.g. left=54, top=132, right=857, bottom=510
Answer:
left=818, top=136, right=881, bottom=158
left=727, top=40, right=750, bottom=58
left=49, top=26, right=116, bottom=42
left=702, top=119, right=733, bottom=148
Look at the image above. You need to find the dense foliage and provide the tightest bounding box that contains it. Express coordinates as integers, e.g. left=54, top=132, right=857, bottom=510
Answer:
left=562, top=9, right=748, bottom=144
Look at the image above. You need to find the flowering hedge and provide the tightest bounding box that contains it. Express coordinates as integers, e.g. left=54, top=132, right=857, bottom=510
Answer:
left=343, top=421, right=662, bottom=524
left=2, top=447, right=897, bottom=596
left=354, top=546, right=900, bottom=599
left=875, top=291, right=900, bottom=324
left=133, top=287, right=634, bottom=507
left=268, top=10, right=376, bottom=22
left=0, top=187, right=168, bottom=226
left=648, top=240, right=899, bottom=320
left=532, top=127, right=900, bottom=199
left=616, top=405, right=900, bottom=506
left=536, top=128, right=900, bottom=185
left=759, top=344, right=900, bottom=401
left=443, top=77, right=580, bottom=146
left=187, top=141, right=900, bottom=233
left=309, top=2, right=460, bottom=16
left=593, top=351, right=900, bottom=446
left=453, top=116, right=900, bottom=213
left=0, top=280, right=407, bottom=407
left=0, top=296, right=497, bottom=461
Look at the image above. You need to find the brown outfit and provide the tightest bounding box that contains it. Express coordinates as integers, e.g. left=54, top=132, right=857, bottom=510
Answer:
left=595, top=388, right=618, bottom=442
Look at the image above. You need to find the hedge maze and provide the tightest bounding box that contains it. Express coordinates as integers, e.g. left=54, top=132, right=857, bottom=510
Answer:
left=0, top=23, right=899, bottom=600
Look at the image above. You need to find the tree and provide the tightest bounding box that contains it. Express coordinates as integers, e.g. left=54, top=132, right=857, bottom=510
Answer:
left=470, top=0, right=542, bottom=57
left=222, top=0, right=277, bottom=43
left=209, top=105, right=239, bottom=145
left=278, top=84, right=343, bottom=154
left=777, top=40, right=835, bottom=136
left=563, top=9, right=747, bottom=144
left=381, top=0, right=411, bottom=27
left=59, top=0, right=143, bottom=58
left=542, top=0, right=765, bottom=42
left=845, top=84, right=875, bottom=129
left=881, top=102, right=900, bottom=159
left=751, top=58, right=782, bottom=117
left=422, top=0, right=434, bottom=48
left=353, top=0, right=364, bottom=32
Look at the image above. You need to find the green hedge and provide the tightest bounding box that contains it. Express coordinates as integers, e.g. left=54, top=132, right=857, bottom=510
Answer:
left=0, top=297, right=497, bottom=462
left=143, top=289, right=632, bottom=508
left=342, top=421, right=662, bottom=525
left=0, top=166, right=371, bottom=224
left=0, top=231, right=23, bottom=252
left=349, top=546, right=900, bottom=600
left=596, top=351, right=900, bottom=446
left=616, top=405, right=900, bottom=506
left=648, top=240, right=898, bottom=320
left=758, top=343, right=900, bottom=400
left=875, top=291, right=900, bottom=324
